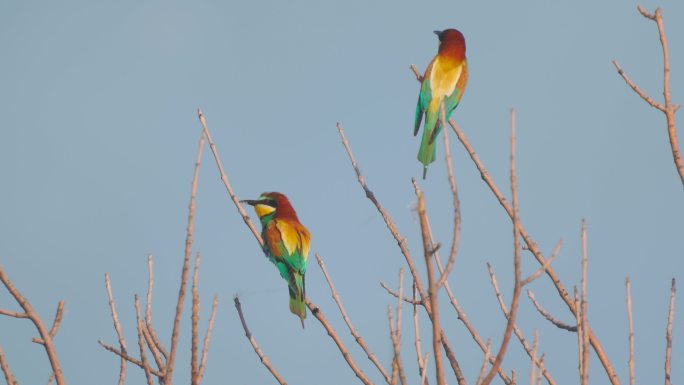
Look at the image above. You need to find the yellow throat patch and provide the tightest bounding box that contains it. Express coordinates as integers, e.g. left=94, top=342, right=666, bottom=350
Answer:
left=255, top=204, right=276, bottom=218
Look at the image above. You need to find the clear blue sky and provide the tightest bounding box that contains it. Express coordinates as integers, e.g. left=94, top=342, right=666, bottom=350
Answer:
left=1, top=1, right=682, bottom=384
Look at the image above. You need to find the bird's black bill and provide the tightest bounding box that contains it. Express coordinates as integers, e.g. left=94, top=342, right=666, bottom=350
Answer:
left=433, top=30, right=442, bottom=36
left=240, top=199, right=260, bottom=206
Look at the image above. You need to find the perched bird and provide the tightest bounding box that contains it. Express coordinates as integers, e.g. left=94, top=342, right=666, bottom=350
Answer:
left=242, top=192, right=310, bottom=327
left=414, top=28, right=468, bottom=179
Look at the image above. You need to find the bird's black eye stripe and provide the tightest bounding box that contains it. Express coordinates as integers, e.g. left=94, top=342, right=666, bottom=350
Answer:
left=266, top=199, right=277, bottom=207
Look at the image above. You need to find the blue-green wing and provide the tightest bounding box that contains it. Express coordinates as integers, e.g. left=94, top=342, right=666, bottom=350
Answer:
left=414, top=66, right=433, bottom=136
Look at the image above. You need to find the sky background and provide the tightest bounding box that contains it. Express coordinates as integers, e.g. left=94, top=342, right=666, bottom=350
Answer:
left=1, top=1, right=683, bottom=384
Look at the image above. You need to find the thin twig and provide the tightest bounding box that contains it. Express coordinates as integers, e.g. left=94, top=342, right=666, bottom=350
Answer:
left=574, top=288, right=585, bottom=385
left=435, top=249, right=513, bottom=385
left=487, top=266, right=557, bottom=385
left=480, top=109, right=523, bottom=385
left=476, top=339, right=492, bottom=385
left=316, top=253, right=390, bottom=383
left=48, top=301, right=64, bottom=338
left=135, top=296, right=155, bottom=385
left=411, top=180, right=468, bottom=385
left=388, top=306, right=407, bottom=385
left=198, top=109, right=264, bottom=245
left=306, top=299, right=374, bottom=385
left=664, top=278, right=676, bottom=385
left=0, top=346, right=18, bottom=385
left=192, top=252, right=201, bottom=385
left=198, top=295, right=219, bottom=383
left=527, top=290, right=577, bottom=332
left=420, top=354, right=430, bottom=385
left=234, top=297, right=288, bottom=385
left=145, top=255, right=168, bottom=361
left=140, top=318, right=164, bottom=372
left=435, top=107, right=461, bottom=290
left=614, top=6, right=683, bottom=189
left=0, top=309, right=28, bottom=318
left=445, top=118, right=621, bottom=385
left=164, top=127, right=205, bottom=385
left=104, top=273, right=128, bottom=385
left=98, top=340, right=163, bottom=377
left=337, top=122, right=427, bottom=301
left=340, top=122, right=466, bottom=385
left=381, top=282, right=422, bottom=305
left=0, top=266, right=65, bottom=385
left=529, top=332, right=539, bottom=385
left=413, top=284, right=429, bottom=385
left=626, top=278, right=635, bottom=385
left=416, top=191, right=445, bottom=385
left=580, top=221, right=589, bottom=385
left=33, top=300, right=65, bottom=344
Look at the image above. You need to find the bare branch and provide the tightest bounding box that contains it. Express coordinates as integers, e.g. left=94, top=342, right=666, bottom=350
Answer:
left=664, top=278, right=676, bottom=385
left=98, top=340, right=163, bottom=377
left=626, top=278, right=635, bottom=385
left=529, top=332, right=539, bottom=385
left=34, top=301, right=66, bottom=344
left=316, top=253, right=390, bottom=383
left=487, top=266, right=558, bottom=385
left=198, top=109, right=264, bottom=246
left=105, top=273, right=126, bottom=385
left=475, top=339, right=492, bottom=385
left=198, top=295, right=219, bottom=383
left=380, top=282, right=423, bottom=305
left=521, top=240, right=562, bottom=286
left=337, top=122, right=427, bottom=301
left=411, top=181, right=468, bottom=385
left=135, top=296, right=154, bottom=385
left=445, top=118, right=621, bottom=385
left=611, top=60, right=665, bottom=111
left=0, top=346, right=18, bottom=385
left=480, top=109, right=523, bottom=385
left=140, top=317, right=164, bottom=372
left=420, top=354, right=430, bottom=385
left=192, top=252, right=201, bottom=385
left=412, top=284, right=429, bottom=385
left=234, top=297, right=288, bottom=385
left=435, top=109, right=461, bottom=290
left=164, top=127, right=205, bottom=385
left=145, top=255, right=168, bottom=361
left=338, top=121, right=466, bottom=385
left=387, top=305, right=407, bottom=385
left=615, top=6, right=683, bottom=189
left=0, top=266, right=65, bottom=385
left=0, top=309, right=28, bottom=318
left=580, top=221, right=589, bottom=385
left=410, top=64, right=424, bottom=82
left=306, top=299, right=374, bottom=385
left=527, top=290, right=577, bottom=332
left=416, top=190, right=445, bottom=385
left=104, top=273, right=128, bottom=385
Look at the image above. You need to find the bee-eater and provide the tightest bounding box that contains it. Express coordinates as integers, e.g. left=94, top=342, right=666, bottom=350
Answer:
left=414, top=28, right=468, bottom=179
left=242, top=192, right=310, bottom=327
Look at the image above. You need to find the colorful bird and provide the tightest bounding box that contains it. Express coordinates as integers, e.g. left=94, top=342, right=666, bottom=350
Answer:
left=414, top=28, right=468, bottom=179
left=242, top=192, right=311, bottom=327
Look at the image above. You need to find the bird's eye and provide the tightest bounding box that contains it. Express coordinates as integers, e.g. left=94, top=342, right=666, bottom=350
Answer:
left=267, top=199, right=277, bottom=207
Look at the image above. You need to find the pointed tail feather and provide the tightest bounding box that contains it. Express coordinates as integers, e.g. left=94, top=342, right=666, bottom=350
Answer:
left=288, top=272, right=306, bottom=328
left=417, top=124, right=438, bottom=176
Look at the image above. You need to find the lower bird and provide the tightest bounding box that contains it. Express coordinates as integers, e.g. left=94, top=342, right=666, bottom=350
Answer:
left=242, top=192, right=310, bottom=327
left=414, top=28, right=469, bottom=179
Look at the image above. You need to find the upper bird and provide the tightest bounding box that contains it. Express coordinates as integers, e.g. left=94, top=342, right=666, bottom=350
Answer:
left=414, top=28, right=468, bottom=179
left=242, top=192, right=311, bottom=328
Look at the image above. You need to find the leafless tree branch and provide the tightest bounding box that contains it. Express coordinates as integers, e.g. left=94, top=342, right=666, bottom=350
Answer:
left=316, top=253, right=391, bottom=383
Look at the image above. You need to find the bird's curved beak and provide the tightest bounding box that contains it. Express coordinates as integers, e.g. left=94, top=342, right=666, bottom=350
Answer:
left=433, top=30, right=442, bottom=36
left=240, top=199, right=259, bottom=206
